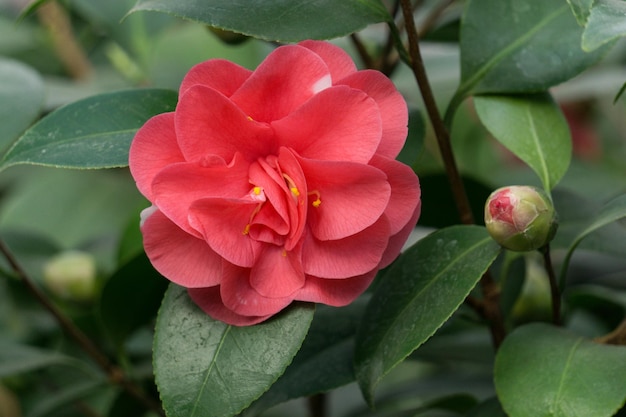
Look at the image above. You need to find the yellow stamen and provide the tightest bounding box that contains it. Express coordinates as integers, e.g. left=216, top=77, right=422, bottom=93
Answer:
left=242, top=224, right=251, bottom=235
left=281, top=249, right=287, bottom=257
left=253, top=186, right=262, bottom=195
left=242, top=201, right=264, bottom=235
left=247, top=115, right=254, bottom=121
left=282, top=173, right=300, bottom=197
left=308, top=190, right=322, bottom=207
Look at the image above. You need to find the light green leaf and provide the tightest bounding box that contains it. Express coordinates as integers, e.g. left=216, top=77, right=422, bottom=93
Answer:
left=474, top=93, right=572, bottom=192
left=582, top=0, right=626, bottom=52
left=154, top=284, right=314, bottom=417
left=0, top=89, right=177, bottom=171
left=128, top=0, right=390, bottom=42
left=559, top=193, right=626, bottom=287
left=495, top=323, right=626, bottom=417
left=456, top=0, right=611, bottom=100
left=566, top=0, right=594, bottom=26
left=354, top=225, right=501, bottom=405
left=0, top=58, right=44, bottom=152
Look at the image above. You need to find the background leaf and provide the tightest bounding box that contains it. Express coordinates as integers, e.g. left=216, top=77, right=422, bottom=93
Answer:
left=128, top=0, right=390, bottom=42
left=0, top=58, right=44, bottom=152
left=0, top=338, right=90, bottom=378
left=473, top=93, right=572, bottom=192
left=582, top=0, right=626, bottom=52
left=495, top=323, right=626, bottom=417
left=0, top=89, right=177, bottom=171
left=354, top=225, right=501, bottom=405
left=566, top=0, right=594, bottom=26
left=457, top=0, right=611, bottom=99
left=154, top=284, right=314, bottom=417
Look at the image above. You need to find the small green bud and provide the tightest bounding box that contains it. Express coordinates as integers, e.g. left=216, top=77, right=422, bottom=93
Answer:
left=43, top=251, right=97, bottom=302
left=484, top=185, right=558, bottom=252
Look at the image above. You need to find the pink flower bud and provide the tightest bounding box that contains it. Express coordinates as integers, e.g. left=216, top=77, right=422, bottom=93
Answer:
left=484, top=186, right=558, bottom=251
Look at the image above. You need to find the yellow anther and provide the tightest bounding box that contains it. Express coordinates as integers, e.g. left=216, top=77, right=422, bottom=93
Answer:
left=312, top=199, right=321, bottom=208
left=242, top=224, right=251, bottom=235
left=253, top=186, right=262, bottom=195
left=247, top=116, right=254, bottom=121
left=282, top=173, right=300, bottom=198
left=308, top=190, right=321, bottom=207
left=290, top=187, right=300, bottom=197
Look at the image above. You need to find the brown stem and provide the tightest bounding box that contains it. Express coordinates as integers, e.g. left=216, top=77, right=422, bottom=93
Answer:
left=595, top=318, right=626, bottom=345
left=307, top=393, right=326, bottom=417
left=37, top=0, right=92, bottom=80
left=0, top=239, right=165, bottom=417
left=541, top=245, right=562, bottom=326
left=398, top=0, right=505, bottom=347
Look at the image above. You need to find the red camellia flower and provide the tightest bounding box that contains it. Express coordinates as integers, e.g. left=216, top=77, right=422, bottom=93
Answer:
left=129, top=40, right=421, bottom=326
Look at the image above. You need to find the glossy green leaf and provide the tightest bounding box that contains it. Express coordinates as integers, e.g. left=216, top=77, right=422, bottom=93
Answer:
left=0, top=89, right=177, bottom=171
left=474, top=93, right=572, bottom=192
left=99, top=252, right=169, bottom=347
left=582, top=0, right=626, bottom=52
left=559, top=193, right=626, bottom=287
left=0, top=58, right=44, bottom=152
left=566, top=0, right=594, bottom=26
left=495, top=323, right=626, bottom=417
left=154, top=284, right=314, bottom=417
left=0, top=338, right=91, bottom=377
left=456, top=0, right=611, bottom=99
left=354, top=225, right=501, bottom=405
left=128, top=0, right=390, bottom=42
left=243, top=299, right=366, bottom=416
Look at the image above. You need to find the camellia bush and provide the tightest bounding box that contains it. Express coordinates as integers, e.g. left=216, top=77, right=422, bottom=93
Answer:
left=2, top=0, right=626, bottom=416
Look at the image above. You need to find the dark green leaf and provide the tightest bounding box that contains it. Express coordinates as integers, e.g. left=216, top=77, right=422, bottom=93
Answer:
left=474, top=93, right=572, bottom=192
left=243, top=299, right=367, bottom=415
left=99, top=252, right=169, bottom=347
left=457, top=0, right=611, bottom=99
left=466, top=397, right=507, bottom=417
left=0, top=58, right=44, bottom=152
left=128, top=0, right=390, bottom=42
left=154, top=284, right=314, bottom=417
left=27, top=379, right=106, bottom=417
left=0, top=89, right=177, bottom=171
left=582, top=0, right=626, bottom=51
left=495, top=323, right=626, bottom=417
left=354, top=225, right=501, bottom=405
left=566, top=0, right=594, bottom=26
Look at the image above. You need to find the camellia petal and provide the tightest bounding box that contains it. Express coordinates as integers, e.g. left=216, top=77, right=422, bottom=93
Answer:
left=302, top=217, right=390, bottom=278
left=272, top=86, right=382, bottom=164
left=176, top=85, right=276, bottom=162
left=298, top=157, right=391, bottom=240
left=250, top=245, right=305, bottom=298
left=179, top=59, right=252, bottom=98
left=296, top=270, right=378, bottom=306
left=188, top=286, right=272, bottom=326
left=339, top=70, right=409, bottom=159
left=299, top=40, right=357, bottom=82
left=379, top=207, right=421, bottom=268
left=230, top=44, right=332, bottom=123
left=129, top=112, right=184, bottom=201
left=142, top=209, right=223, bottom=288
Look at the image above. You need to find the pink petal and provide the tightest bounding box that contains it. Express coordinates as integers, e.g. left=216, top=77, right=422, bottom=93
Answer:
left=180, top=59, right=252, bottom=98
left=129, top=113, right=184, bottom=201
left=302, top=216, right=390, bottom=278
left=220, top=262, right=294, bottom=316
left=188, top=286, right=272, bottom=326
left=379, top=207, right=421, bottom=268
left=296, top=270, right=378, bottom=306
left=141, top=209, right=223, bottom=288
left=298, top=157, right=391, bottom=240
left=369, top=155, right=421, bottom=234
left=188, top=198, right=263, bottom=268
left=175, top=85, right=276, bottom=162
left=276, top=148, right=308, bottom=248
left=230, top=44, right=332, bottom=123
left=272, top=85, right=382, bottom=164
left=339, top=70, right=408, bottom=159
left=151, top=153, right=250, bottom=238
left=250, top=245, right=305, bottom=298
left=298, top=40, right=357, bottom=82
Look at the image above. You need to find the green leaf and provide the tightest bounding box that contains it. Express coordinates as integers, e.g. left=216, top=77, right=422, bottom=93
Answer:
left=0, top=58, right=44, bottom=152
left=495, top=323, right=626, bottom=417
left=566, top=0, right=594, bottom=26
left=154, top=284, right=315, bottom=417
left=456, top=0, right=611, bottom=99
left=99, top=253, right=169, bottom=348
left=0, top=89, right=177, bottom=171
left=354, top=225, right=501, bottom=405
left=243, top=299, right=367, bottom=415
left=27, top=379, right=107, bottom=417
left=128, top=0, right=390, bottom=42
left=466, top=397, right=507, bottom=417
left=559, top=193, right=626, bottom=287
left=582, top=0, right=626, bottom=52
left=474, top=93, right=572, bottom=192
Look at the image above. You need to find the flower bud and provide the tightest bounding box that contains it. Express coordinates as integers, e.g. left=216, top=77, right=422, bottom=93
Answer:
left=484, top=186, right=558, bottom=251
left=43, top=251, right=97, bottom=302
